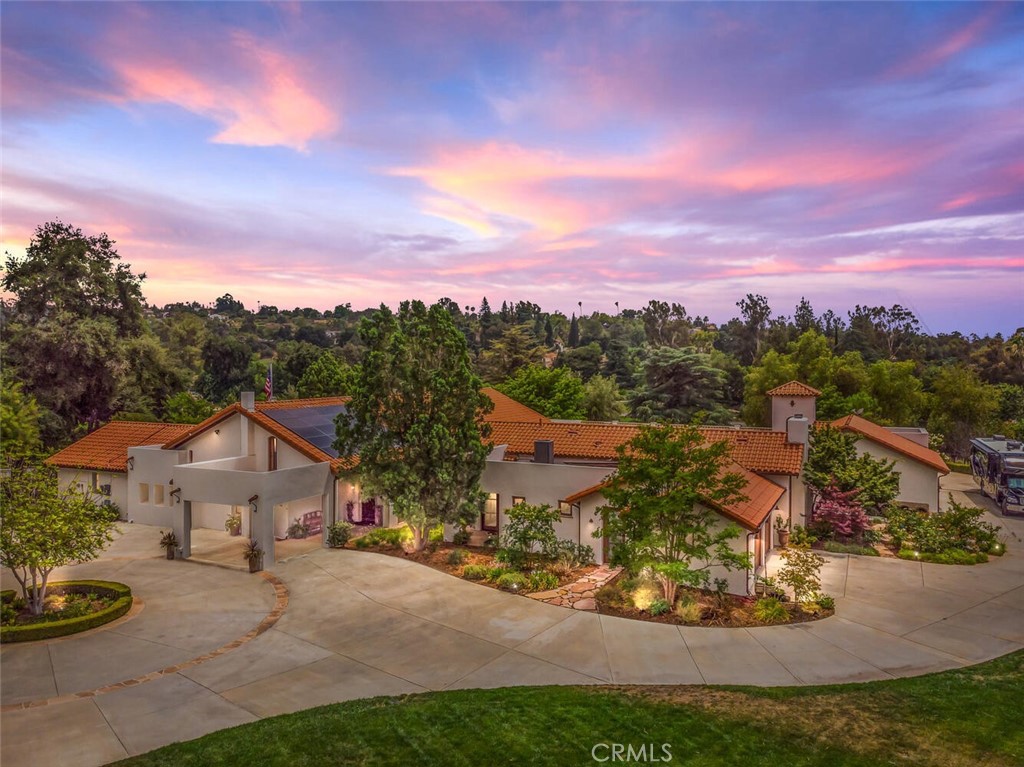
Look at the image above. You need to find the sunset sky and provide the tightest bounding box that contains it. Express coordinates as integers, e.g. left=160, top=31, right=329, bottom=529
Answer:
left=2, top=2, right=1022, bottom=333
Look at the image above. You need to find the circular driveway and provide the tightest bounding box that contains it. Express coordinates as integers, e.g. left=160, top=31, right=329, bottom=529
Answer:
left=2, top=476, right=1022, bottom=767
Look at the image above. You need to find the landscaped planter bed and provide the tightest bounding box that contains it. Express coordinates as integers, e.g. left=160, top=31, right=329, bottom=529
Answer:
left=348, top=540, right=597, bottom=593
left=594, top=572, right=833, bottom=628
left=1, top=580, right=133, bottom=643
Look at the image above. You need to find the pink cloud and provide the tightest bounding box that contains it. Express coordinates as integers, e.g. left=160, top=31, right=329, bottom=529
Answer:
left=888, top=6, right=1003, bottom=79
left=113, top=31, right=336, bottom=151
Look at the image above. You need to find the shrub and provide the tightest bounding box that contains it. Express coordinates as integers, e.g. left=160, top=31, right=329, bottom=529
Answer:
left=648, top=598, right=671, bottom=616
left=487, top=567, right=509, bottom=582
left=898, top=549, right=988, bottom=565
left=461, top=564, right=489, bottom=581
left=777, top=545, right=826, bottom=604
left=810, top=484, right=871, bottom=542
left=527, top=571, right=559, bottom=592
left=887, top=499, right=1001, bottom=556
left=817, top=594, right=836, bottom=611
left=0, top=581, right=133, bottom=643
left=358, top=526, right=413, bottom=549
left=823, top=541, right=880, bottom=557
left=446, top=549, right=467, bottom=566
left=326, top=522, right=352, bottom=548
left=428, top=524, right=445, bottom=543
left=497, top=503, right=561, bottom=569
left=452, top=528, right=471, bottom=546
left=754, top=597, right=788, bottom=624
left=287, top=518, right=310, bottom=540
left=674, top=597, right=703, bottom=623
left=630, top=580, right=661, bottom=611
left=595, top=583, right=631, bottom=610
left=495, top=571, right=528, bottom=592
left=790, top=525, right=816, bottom=547
left=549, top=540, right=595, bottom=573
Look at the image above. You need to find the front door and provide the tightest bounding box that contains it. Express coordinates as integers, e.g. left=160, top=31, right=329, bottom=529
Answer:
left=481, top=493, right=499, bottom=532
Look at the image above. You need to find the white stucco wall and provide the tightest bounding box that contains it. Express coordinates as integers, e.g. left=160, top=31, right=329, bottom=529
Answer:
left=771, top=394, right=816, bottom=432
left=853, top=439, right=942, bottom=511
left=56, top=468, right=128, bottom=518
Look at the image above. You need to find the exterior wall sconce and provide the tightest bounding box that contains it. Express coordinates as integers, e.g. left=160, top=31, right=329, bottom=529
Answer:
left=169, top=487, right=182, bottom=504
left=249, top=494, right=259, bottom=514
left=127, top=457, right=135, bottom=471
left=215, top=429, right=221, bottom=435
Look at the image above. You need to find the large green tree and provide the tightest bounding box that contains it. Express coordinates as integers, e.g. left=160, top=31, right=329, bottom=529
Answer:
left=598, top=424, right=751, bottom=603
left=334, top=301, right=493, bottom=550
left=582, top=375, right=627, bottom=421
left=0, top=381, right=43, bottom=462
left=498, top=365, right=586, bottom=419
left=631, top=346, right=730, bottom=424
left=804, top=425, right=900, bottom=514
left=927, top=364, right=999, bottom=458
left=478, top=326, right=543, bottom=383
left=0, top=464, right=117, bottom=615
left=297, top=351, right=355, bottom=398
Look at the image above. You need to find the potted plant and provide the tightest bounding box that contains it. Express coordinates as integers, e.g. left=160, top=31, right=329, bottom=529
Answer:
left=160, top=530, right=178, bottom=560
left=243, top=538, right=264, bottom=573
left=774, top=514, right=791, bottom=548
left=224, top=508, right=242, bottom=536
left=287, top=517, right=309, bottom=540
left=326, top=521, right=352, bottom=548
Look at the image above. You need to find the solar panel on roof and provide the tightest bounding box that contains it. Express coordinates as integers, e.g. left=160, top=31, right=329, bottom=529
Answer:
left=265, top=404, right=349, bottom=459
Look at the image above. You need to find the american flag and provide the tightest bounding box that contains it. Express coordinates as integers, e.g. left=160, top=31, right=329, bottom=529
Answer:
left=263, top=364, right=273, bottom=399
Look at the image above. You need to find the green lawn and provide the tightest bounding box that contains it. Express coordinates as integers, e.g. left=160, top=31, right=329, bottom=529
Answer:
left=116, top=650, right=1024, bottom=767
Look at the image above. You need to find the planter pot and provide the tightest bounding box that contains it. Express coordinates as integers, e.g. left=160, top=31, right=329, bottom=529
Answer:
left=165, top=547, right=175, bottom=560
left=778, top=530, right=791, bottom=548
left=248, top=556, right=263, bottom=573
left=228, top=526, right=241, bottom=537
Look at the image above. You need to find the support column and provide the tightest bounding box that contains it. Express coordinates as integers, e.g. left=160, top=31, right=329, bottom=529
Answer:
left=176, top=500, right=193, bottom=559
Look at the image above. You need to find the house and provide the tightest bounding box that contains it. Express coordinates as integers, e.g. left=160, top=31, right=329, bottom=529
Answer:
left=830, top=414, right=949, bottom=511
left=46, top=379, right=944, bottom=594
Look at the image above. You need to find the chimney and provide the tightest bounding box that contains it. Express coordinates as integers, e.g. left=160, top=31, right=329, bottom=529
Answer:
left=241, top=391, right=255, bottom=412
left=786, top=414, right=809, bottom=449
left=534, top=440, right=555, bottom=464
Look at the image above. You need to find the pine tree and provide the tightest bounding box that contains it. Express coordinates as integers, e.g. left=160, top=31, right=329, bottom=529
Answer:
left=568, top=314, right=580, bottom=348
left=544, top=317, right=554, bottom=347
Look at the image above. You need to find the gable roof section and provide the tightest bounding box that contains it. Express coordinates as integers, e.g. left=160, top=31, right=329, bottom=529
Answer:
left=488, top=421, right=804, bottom=476
left=831, top=414, right=950, bottom=475
left=481, top=387, right=549, bottom=423
left=766, top=381, right=822, bottom=397
left=562, top=463, right=784, bottom=531
left=45, top=422, right=193, bottom=473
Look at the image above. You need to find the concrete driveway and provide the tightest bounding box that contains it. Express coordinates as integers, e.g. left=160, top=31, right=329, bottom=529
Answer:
left=2, top=474, right=1022, bottom=767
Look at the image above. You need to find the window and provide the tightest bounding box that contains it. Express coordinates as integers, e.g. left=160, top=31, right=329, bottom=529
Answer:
left=153, top=484, right=165, bottom=506
left=558, top=500, right=575, bottom=518
left=268, top=437, right=278, bottom=471
left=512, top=496, right=526, bottom=506
left=91, top=472, right=100, bottom=490
left=482, top=493, right=499, bottom=531
left=138, top=483, right=150, bottom=504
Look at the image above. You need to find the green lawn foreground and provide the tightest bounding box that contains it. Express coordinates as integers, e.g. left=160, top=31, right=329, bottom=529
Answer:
left=116, top=650, right=1024, bottom=767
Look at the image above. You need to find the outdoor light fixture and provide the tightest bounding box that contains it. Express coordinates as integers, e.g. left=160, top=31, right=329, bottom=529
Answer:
left=169, top=488, right=182, bottom=505
left=127, top=457, right=135, bottom=471
left=215, top=428, right=221, bottom=435
left=249, top=494, right=259, bottom=514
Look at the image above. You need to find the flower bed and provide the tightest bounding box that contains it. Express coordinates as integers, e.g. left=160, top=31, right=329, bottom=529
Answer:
left=1, top=580, right=133, bottom=643
left=593, top=572, right=833, bottom=628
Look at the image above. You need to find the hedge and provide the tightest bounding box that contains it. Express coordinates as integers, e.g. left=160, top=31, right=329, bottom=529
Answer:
left=897, top=549, right=989, bottom=565
left=1, top=580, right=133, bottom=643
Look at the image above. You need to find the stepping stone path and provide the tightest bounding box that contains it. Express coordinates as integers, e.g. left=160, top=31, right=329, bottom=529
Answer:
left=526, top=565, right=621, bottom=610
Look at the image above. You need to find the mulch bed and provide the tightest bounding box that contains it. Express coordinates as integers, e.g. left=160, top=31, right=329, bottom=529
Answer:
left=349, top=541, right=597, bottom=592
left=594, top=572, right=833, bottom=628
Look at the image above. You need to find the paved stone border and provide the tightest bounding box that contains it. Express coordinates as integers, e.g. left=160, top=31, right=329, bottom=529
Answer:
left=527, top=565, right=622, bottom=611
left=0, top=571, right=289, bottom=712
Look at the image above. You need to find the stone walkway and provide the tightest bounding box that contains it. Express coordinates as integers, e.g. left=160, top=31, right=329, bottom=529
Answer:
left=527, top=565, right=622, bottom=610
left=1, top=474, right=1021, bottom=767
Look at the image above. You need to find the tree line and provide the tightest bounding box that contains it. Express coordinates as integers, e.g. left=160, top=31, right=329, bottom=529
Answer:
left=3, top=221, right=1022, bottom=461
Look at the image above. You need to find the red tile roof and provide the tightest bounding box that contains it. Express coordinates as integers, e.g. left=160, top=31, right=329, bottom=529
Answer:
left=831, top=414, right=950, bottom=474
left=766, top=381, right=822, bottom=397
left=561, top=462, right=784, bottom=530
left=488, top=421, right=804, bottom=476
left=45, top=421, right=193, bottom=472
left=481, top=387, right=549, bottom=423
